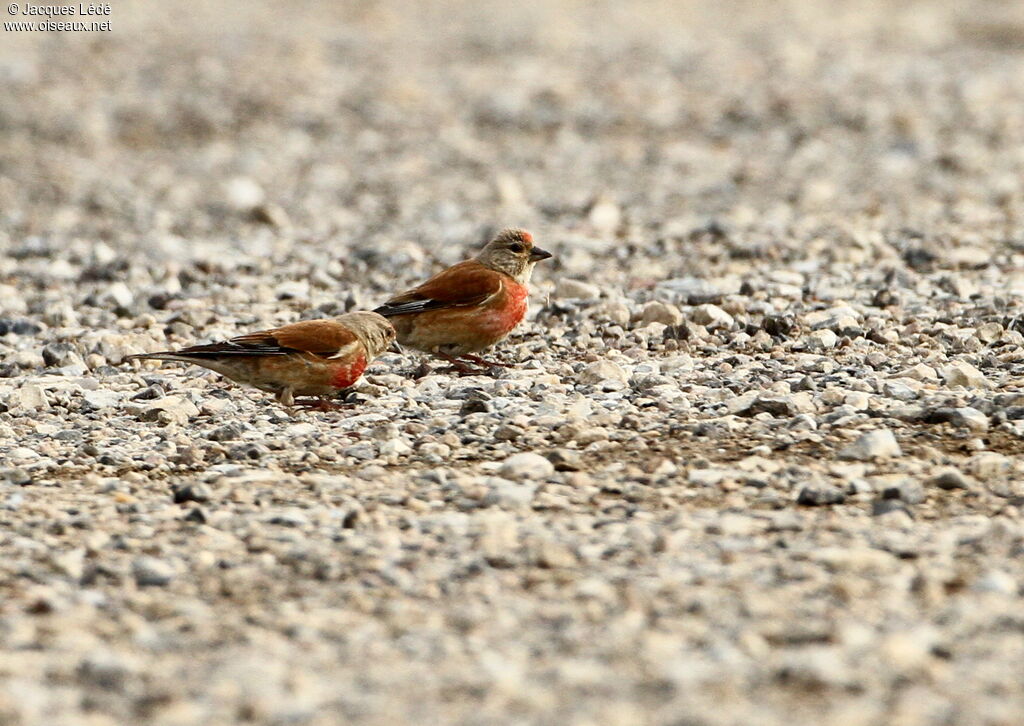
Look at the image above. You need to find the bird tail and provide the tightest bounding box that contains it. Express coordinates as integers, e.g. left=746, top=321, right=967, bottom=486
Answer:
left=127, top=351, right=177, bottom=361
left=126, top=351, right=196, bottom=364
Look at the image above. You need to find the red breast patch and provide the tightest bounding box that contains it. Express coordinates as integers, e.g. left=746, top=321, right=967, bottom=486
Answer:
left=330, top=353, right=367, bottom=389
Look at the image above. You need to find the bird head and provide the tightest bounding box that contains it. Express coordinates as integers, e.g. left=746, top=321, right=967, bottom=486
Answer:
left=342, top=311, right=398, bottom=359
left=475, top=228, right=552, bottom=284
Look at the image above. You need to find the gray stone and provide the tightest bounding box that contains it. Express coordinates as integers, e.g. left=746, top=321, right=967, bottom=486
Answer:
left=132, top=557, right=175, bottom=587
left=839, top=430, right=902, bottom=461
left=639, top=301, right=683, bottom=326
left=545, top=449, right=583, bottom=471
left=941, top=361, right=990, bottom=389
left=556, top=279, right=601, bottom=300
left=691, top=304, right=734, bottom=329
left=797, top=485, right=846, bottom=506
left=806, top=329, right=838, bottom=350
left=578, top=360, right=628, bottom=385
left=929, top=467, right=974, bottom=490
left=499, top=452, right=555, bottom=480
left=484, top=477, right=537, bottom=508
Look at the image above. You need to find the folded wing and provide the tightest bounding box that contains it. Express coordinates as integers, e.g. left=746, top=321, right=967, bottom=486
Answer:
left=136, top=319, right=360, bottom=360
left=373, top=261, right=503, bottom=317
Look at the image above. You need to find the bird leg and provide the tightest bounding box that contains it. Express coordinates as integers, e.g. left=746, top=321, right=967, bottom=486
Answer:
left=435, top=352, right=485, bottom=375
left=276, top=388, right=296, bottom=407
left=292, top=397, right=350, bottom=412
left=456, top=353, right=514, bottom=368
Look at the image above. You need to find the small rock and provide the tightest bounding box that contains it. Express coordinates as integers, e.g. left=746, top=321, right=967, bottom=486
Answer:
left=77, top=652, right=134, bottom=691
left=903, top=363, right=938, bottom=381
left=12, top=384, right=49, bottom=412
left=130, top=385, right=164, bottom=402
left=183, top=507, right=207, bottom=524
left=881, top=479, right=925, bottom=504
left=264, top=508, right=309, bottom=527
left=639, top=301, right=683, bottom=327
left=98, top=282, right=134, bottom=311
left=929, top=467, right=974, bottom=491
left=806, top=329, right=838, bottom=350
left=82, top=390, right=124, bottom=410
left=532, top=540, right=577, bottom=568
left=948, top=246, right=990, bottom=269
left=41, top=342, right=76, bottom=367
left=871, top=499, right=913, bottom=519
left=972, top=570, right=1018, bottom=595
left=224, top=176, right=264, bottom=209
left=139, top=396, right=199, bottom=425
left=966, top=452, right=1010, bottom=480
left=499, top=452, right=555, bottom=480
left=275, top=280, right=309, bottom=302
left=578, top=360, right=628, bottom=385
left=50, top=548, right=85, bottom=581
left=379, top=438, right=413, bottom=457
left=882, top=381, right=918, bottom=401
left=556, top=279, right=601, bottom=300
left=132, top=557, right=175, bottom=587
left=657, top=276, right=738, bottom=303
left=171, top=483, right=212, bottom=504
left=230, top=443, right=270, bottom=461
left=0, top=318, right=42, bottom=336
left=493, top=424, right=525, bottom=442
left=12, top=350, right=44, bottom=368
left=545, top=449, right=583, bottom=472
left=797, top=485, right=846, bottom=506
left=207, top=422, right=248, bottom=442
left=730, top=393, right=813, bottom=418
left=839, top=429, right=902, bottom=461
left=941, top=360, right=990, bottom=389
left=948, top=407, right=989, bottom=432
left=251, top=203, right=289, bottom=227
left=484, top=477, right=537, bottom=508
left=285, top=422, right=318, bottom=438
left=691, top=304, right=734, bottom=329
left=976, top=322, right=1003, bottom=344
left=1, top=468, right=32, bottom=486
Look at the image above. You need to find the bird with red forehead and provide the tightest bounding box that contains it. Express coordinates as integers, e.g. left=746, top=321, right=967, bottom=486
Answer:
left=126, top=311, right=396, bottom=410
left=374, top=228, right=553, bottom=373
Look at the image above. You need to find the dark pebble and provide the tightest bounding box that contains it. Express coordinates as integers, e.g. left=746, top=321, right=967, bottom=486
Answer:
left=872, top=499, right=913, bottom=518
left=172, top=483, right=212, bottom=504
left=797, top=485, right=846, bottom=506
left=881, top=480, right=926, bottom=504
left=42, top=342, right=76, bottom=367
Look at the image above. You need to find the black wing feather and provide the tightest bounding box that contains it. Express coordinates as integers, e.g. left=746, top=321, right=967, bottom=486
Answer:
left=373, top=299, right=451, bottom=317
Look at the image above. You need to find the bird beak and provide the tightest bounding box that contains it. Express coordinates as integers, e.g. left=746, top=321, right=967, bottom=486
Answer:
left=529, top=247, right=553, bottom=262
left=389, top=340, right=403, bottom=354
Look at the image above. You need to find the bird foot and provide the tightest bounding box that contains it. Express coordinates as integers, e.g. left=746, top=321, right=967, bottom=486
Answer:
left=434, top=353, right=511, bottom=375
left=457, top=354, right=514, bottom=368
left=292, top=398, right=351, bottom=412
left=435, top=364, right=488, bottom=377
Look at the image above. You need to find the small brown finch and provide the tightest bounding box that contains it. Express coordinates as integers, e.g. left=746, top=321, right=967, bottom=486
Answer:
left=373, top=228, right=552, bottom=372
left=127, top=311, right=396, bottom=409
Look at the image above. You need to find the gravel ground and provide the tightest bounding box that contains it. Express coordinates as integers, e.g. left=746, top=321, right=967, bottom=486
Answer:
left=3, top=1, right=1024, bottom=724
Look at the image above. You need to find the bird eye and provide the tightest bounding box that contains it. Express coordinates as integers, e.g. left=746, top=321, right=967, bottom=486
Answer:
left=508, top=243, right=524, bottom=253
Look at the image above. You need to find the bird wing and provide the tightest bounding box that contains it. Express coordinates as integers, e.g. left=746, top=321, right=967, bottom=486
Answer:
left=151, top=320, right=360, bottom=360
left=373, top=260, right=504, bottom=317
left=231, top=319, right=361, bottom=358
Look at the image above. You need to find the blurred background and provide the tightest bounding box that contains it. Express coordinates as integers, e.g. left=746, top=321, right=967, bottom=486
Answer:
left=3, top=0, right=1024, bottom=293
